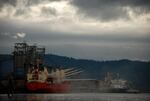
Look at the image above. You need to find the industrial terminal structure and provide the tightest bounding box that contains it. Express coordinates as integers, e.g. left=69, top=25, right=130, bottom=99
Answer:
left=13, top=42, right=45, bottom=79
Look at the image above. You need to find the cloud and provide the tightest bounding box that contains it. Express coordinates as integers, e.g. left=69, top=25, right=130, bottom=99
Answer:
left=70, top=0, right=150, bottom=21
left=0, top=0, right=73, bottom=22
left=1, top=0, right=150, bottom=22
left=0, top=32, right=26, bottom=39
left=0, top=21, right=150, bottom=60
left=0, top=0, right=150, bottom=61
left=16, top=32, right=26, bottom=38
left=0, top=0, right=43, bottom=8
left=0, top=0, right=17, bottom=8
left=41, top=6, right=57, bottom=17
left=14, top=8, right=30, bottom=16
left=0, top=0, right=68, bottom=9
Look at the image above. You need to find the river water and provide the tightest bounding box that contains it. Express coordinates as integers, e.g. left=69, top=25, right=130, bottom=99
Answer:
left=0, top=93, right=150, bottom=101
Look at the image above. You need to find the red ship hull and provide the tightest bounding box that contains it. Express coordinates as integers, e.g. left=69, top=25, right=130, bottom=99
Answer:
left=26, top=81, right=70, bottom=93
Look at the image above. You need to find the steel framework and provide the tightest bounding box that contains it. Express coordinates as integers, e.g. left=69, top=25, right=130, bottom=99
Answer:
left=13, top=42, right=45, bottom=78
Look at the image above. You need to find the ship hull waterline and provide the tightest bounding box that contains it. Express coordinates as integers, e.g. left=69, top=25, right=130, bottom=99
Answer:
left=26, top=81, right=70, bottom=93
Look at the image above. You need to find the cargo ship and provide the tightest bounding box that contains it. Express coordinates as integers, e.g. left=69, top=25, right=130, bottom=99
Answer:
left=26, top=63, right=83, bottom=93
left=26, top=64, right=70, bottom=93
left=98, top=72, right=129, bottom=93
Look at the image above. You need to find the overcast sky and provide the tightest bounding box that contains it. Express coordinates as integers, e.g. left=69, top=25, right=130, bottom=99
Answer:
left=0, top=0, right=150, bottom=61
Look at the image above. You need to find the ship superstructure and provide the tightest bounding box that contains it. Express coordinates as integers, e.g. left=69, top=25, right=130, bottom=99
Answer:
left=26, top=61, right=83, bottom=92
left=98, top=72, right=129, bottom=92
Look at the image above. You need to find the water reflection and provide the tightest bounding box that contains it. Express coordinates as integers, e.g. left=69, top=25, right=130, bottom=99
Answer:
left=26, top=94, right=45, bottom=101
left=26, top=93, right=150, bottom=101
left=0, top=93, right=150, bottom=101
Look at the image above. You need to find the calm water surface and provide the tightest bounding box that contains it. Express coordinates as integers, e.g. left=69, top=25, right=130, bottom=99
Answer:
left=0, top=93, right=150, bottom=101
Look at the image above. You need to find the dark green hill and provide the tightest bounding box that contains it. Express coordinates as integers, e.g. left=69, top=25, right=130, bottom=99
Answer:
left=44, top=54, right=150, bottom=91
